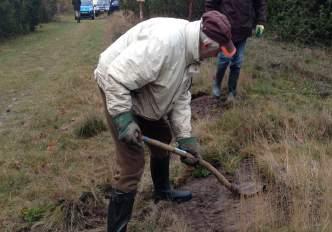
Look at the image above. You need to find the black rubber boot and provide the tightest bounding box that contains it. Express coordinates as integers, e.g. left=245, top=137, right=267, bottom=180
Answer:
left=150, top=155, right=192, bottom=203
left=107, top=189, right=136, bottom=232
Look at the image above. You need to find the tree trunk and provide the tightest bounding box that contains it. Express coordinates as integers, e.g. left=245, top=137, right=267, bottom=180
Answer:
left=187, top=0, right=193, bottom=20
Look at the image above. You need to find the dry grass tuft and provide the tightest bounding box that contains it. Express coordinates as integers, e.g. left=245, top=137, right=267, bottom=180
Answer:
left=244, top=139, right=332, bottom=231
left=32, top=190, right=107, bottom=232
left=74, top=115, right=107, bottom=138
left=189, top=39, right=332, bottom=231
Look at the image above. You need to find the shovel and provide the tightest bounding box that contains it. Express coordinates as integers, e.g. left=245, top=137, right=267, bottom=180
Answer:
left=142, top=136, right=262, bottom=197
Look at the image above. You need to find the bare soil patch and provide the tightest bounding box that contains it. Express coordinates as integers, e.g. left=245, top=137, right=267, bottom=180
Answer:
left=191, top=92, right=225, bottom=120
left=168, top=158, right=265, bottom=232
left=156, top=94, right=267, bottom=231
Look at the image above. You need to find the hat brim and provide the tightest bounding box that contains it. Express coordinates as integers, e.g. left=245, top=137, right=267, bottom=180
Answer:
left=220, top=40, right=236, bottom=58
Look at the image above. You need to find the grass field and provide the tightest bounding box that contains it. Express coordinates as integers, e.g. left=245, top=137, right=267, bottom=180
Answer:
left=0, top=13, right=124, bottom=231
left=0, top=12, right=331, bottom=232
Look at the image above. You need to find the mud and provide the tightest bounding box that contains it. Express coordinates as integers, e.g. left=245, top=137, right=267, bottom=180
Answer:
left=169, top=158, right=266, bottom=232
left=191, top=93, right=225, bottom=120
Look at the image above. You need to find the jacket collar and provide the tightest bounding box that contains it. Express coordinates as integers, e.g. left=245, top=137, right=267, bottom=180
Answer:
left=184, top=20, right=201, bottom=65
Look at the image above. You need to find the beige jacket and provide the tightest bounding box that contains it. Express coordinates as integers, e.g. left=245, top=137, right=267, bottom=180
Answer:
left=94, top=17, right=201, bottom=139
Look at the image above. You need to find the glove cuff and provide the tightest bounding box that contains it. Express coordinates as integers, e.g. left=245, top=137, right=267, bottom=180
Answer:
left=112, top=111, right=134, bottom=133
left=255, top=25, right=264, bottom=37
left=177, top=137, right=197, bottom=147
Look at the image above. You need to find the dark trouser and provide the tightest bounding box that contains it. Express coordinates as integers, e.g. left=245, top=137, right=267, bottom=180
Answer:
left=100, top=88, right=173, bottom=232
left=215, top=39, right=247, bottom=96
left=99, top=88, right=172, bottom=193
left=99, top=87, right=192, bottom=231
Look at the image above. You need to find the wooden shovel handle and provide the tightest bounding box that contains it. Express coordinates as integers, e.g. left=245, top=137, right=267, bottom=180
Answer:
left=142, top=136, right=233, bottom=190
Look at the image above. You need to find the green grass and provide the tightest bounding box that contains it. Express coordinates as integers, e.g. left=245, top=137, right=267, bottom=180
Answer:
left=192, top=166, right=211, bottom=178
left=190, top=36, right=332, bottom=231
left=21, top=205, right=53, bottom=224
left=0, top=12, right=331, bottom=231
left=0, top=14, right=121, bottom=230
left=73, top=115, right=107, bottom=138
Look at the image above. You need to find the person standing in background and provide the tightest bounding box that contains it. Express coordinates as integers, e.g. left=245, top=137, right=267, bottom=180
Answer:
left=205, top=0, right=267, bottom=104
left=72, top=0, right=81, bottom=23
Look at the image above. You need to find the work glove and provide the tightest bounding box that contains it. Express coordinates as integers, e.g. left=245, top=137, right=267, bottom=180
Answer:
left=177, top=137, right=202, bottom=166
left=112, top=111, right=143, bottom=151
left=255, top=25, right=265, bottom=38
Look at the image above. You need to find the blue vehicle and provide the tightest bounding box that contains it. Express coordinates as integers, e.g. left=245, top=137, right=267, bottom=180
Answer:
left=108, top=0, right=119, bottom=14
left=80, top=0, right=95, bottom=20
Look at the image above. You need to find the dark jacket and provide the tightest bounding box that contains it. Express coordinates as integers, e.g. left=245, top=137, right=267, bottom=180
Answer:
left=72, top=0, right=81, bottom=11
left=205, top=0, right=267, bottom=42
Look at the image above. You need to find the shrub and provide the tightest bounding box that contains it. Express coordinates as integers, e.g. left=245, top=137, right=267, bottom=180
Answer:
left=121, top=0, right=205, bottom=20
left=268, top=0, right=332, bottom=46
left=0, top=0, right=58, bottom=37
left=122, top=0, right=331, bottom=46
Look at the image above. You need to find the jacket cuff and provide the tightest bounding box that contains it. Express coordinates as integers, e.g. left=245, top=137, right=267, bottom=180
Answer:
left=112, top=111, right=134, bottom=131
left=177, top=137, right=197, bottom=146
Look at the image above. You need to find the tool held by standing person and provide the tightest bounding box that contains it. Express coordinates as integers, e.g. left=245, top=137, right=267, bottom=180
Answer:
left=94, top=10, right=236, bottom=232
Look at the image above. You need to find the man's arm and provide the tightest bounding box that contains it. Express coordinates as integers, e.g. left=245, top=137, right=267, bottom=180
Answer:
left=96, top=73, right=132, bottom=116
left=169, top=90, right=192, bottom=139
left=99, top=39, right=166, bottom=116
left=253, top=0, right=267, bottom=25
left=169, top=89, right=202, bottom=166
left=205, top=0, right=222, bottom=12
left=96, top=38, right=168, bottom=149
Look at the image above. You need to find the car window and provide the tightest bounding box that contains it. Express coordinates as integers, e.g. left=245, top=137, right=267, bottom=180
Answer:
left=111, top=0, right=119, bottom=5
left=81, top=0, right=92, bottom=4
